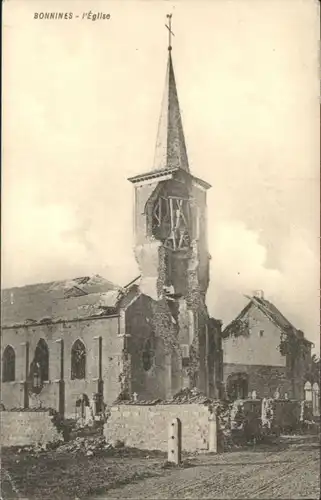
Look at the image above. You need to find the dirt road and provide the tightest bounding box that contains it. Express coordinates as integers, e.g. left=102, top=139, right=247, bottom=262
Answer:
left=96, top=436, right=320, bottom=499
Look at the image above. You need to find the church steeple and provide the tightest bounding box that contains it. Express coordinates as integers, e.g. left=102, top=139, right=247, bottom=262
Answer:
left=128, top=15, right=211, bottom=281
left=126, top=17, right=222, bottom=401
left=153, top=16, right=190, bottom=173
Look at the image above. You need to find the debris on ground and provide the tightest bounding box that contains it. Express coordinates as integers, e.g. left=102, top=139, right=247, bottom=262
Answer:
left=168, top=387, right=212, bottom=404
left=8, top=436, right=166, bottom=462
left=55, top=435, right=109, bottom=455
left=1, top=444, right=166, bottom=500
left=10, top=436, right=111, bottom=458
left=113, top=387, right=213, bottom=406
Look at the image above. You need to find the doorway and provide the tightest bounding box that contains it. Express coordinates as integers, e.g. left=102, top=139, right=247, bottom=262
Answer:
left=226, top=372, right=249, bottom=401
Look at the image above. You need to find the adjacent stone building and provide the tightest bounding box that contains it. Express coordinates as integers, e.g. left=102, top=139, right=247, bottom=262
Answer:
left=1, top=43, right=223, bottom=417
left=222, top=291, right=313, bottom=401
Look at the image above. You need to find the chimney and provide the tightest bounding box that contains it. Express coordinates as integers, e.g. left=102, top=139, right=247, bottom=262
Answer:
left=253, top=290, right=264, bottom=300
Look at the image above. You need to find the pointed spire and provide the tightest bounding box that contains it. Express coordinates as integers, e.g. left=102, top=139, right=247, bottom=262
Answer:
left=153, top=16, right=190, bottom=173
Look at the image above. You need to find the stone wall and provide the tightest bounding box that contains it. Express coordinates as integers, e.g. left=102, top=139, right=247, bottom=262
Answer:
left=125, top=295, right=171, bottom=401
left=1, top=316, right=123, bottom=416
left=0, top=411, right=63, bottom=447
left=223, top=305, right=286, bottom=367
left=222, top=303, right=310, bottom=400
left=125, top=294, right=222, bottom=401
left=1, top=382, right=24, bottom=409
left=104, top=403, right=212, bottom=452
left=130, top=169, right=222, bottom=401
left=223, top=362, right=292, bottom=398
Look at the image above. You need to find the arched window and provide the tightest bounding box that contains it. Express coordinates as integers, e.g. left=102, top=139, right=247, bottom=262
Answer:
left=71, top=340, right=86, bottom=380
left=142, top=338, right=154, bottom=372
left=34, top=339, right=49, bottom=381
left=2, top=346, right=15, bottom=382
left=304, top=381, right=312, bottom=401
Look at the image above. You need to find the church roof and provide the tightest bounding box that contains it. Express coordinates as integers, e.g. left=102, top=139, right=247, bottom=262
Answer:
left=153, top=51, right=190, bottom=173
left=1, top=275, right=139, bottom=328
left=222, top=294, right=313, bottom=345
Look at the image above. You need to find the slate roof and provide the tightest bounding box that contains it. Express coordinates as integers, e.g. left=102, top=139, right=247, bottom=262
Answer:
left=223, top=295, right=313, bottom=345
left=1, top=275, right=140, bottom=328
left=153, top=51, right=190, bottom=173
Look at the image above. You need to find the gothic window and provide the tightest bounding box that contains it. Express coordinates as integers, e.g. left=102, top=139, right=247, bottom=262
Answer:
left=142, top=338, right=154, bottom=371
left=71, top=340, right=86, bottom=380
left=34, top=339, right=49, bottom=381
left=2, top=345, right=15, bottom=382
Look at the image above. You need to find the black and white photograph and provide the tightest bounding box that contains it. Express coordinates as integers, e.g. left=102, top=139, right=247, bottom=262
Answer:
left=1, top=1, right=320, bottom=498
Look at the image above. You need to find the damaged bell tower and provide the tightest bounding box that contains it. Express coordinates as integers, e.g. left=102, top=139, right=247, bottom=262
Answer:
left=128, top=15, right=223, bottom=398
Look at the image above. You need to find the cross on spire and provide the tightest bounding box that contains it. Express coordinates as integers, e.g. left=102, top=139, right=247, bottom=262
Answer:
left=165, top=14, right=175, bottom=51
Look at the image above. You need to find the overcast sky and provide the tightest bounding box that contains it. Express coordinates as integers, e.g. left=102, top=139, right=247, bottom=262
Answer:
left=2, top=0, right=320, bottom=351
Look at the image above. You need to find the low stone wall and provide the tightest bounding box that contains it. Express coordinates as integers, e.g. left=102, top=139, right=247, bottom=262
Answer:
left=0, top=411, right=63, bottom=447
left=104, top=403, right=213, bottom=452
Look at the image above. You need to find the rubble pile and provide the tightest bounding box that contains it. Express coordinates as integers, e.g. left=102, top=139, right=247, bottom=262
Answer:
left=168, top=388, right=212, bottom=405
left=114, top=388, right=213, bottom=406
left=113, top=396, right=163, bottom=406
left=56, top=435, right=110, bottom=456
left=12, top=440, right=62, bottom=457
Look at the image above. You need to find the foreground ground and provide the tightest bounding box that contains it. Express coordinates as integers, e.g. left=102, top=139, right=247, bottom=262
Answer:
left=101, top=435, right=320, bottom=500
left=1, top=435, right=319, bottom=499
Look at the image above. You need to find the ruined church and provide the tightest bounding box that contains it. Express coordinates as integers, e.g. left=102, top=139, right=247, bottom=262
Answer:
left=1, top=33, right=223, bottom=417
